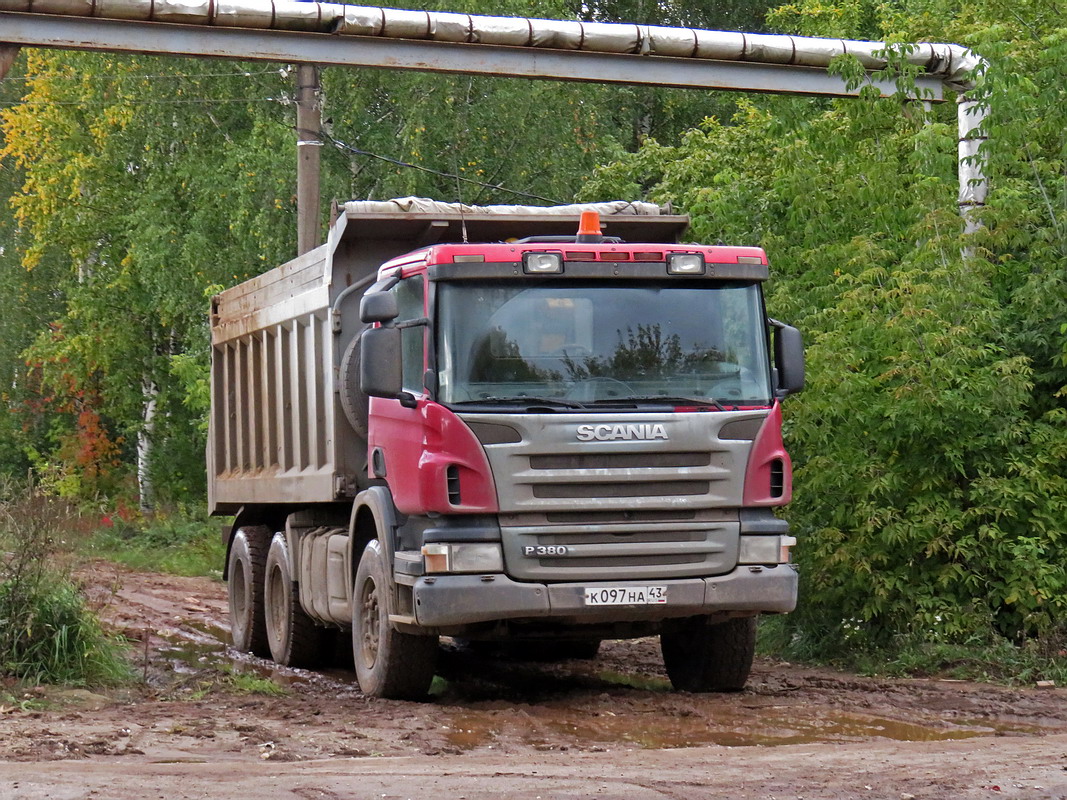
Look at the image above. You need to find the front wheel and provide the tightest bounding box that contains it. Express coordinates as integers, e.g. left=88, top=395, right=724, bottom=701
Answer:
left=352, top=539, right=438, bottom=699
left=661, top=615, right=757, bottom=692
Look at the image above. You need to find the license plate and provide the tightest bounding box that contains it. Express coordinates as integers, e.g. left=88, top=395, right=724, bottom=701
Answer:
left=583, top=586, right=667, bottom=606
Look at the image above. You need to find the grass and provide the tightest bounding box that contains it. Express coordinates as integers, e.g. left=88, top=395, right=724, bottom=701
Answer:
left=184, top=664, right=289, bottom=700
left=84, top=510, right=227, bottom=579
left=0, top=478, right=237, bottom=695
left=0, top=577, right=131, bottom=686
left=221, top=667, right=288, bottom=696
left=758, top=614, right=1067, bottom=686
left=0, top=480, right=131, bottom=686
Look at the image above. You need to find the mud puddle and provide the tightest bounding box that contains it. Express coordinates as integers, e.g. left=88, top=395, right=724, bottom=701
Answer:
left=437, top=705, right=1037, bottom=752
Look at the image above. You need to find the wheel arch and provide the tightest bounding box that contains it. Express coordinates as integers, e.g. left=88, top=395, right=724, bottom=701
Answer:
left=349, top=485, right=400, bottom=583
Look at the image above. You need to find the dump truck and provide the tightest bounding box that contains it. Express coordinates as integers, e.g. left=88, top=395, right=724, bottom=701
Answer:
left=210, top=197, right=804, bottom=699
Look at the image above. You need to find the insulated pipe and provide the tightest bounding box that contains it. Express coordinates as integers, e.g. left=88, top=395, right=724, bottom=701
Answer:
left=0, top=0, right=989, bottom=227
left=0, top=1, right=984, bottom=88
left=958, top=96, right=989, bottom=236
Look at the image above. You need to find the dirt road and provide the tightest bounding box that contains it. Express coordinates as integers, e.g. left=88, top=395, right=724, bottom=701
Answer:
left=2, top=565, right=1067, bottom=799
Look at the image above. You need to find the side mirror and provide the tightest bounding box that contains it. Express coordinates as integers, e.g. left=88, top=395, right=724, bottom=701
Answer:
left=360, top=291, right=398, bottom=324
left=360, top=326, right=402, bottom=398
left=772, top=322, right=805, bottom=397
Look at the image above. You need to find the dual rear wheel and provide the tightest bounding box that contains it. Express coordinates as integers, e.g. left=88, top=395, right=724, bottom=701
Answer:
left=263, top=533, right=334, bottom=668
left=227, top=526, right=271, bottom=658
left=228, top=528, right=334, bottom=668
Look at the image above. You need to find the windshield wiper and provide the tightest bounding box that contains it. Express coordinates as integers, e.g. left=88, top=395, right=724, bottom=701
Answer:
left=453, top=396, right=587, bottom=409
left=587, top=396, right=727, bottom=411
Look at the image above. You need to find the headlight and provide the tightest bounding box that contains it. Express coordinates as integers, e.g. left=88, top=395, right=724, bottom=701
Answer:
left=421, top=543, right=504, bottom=573
left=738, top=535, right=796, bottom=565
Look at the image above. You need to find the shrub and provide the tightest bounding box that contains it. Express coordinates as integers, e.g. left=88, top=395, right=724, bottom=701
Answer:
left=0, top=480, right=129, bottom=685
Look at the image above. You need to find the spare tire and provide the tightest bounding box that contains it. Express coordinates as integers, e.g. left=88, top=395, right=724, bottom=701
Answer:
left=338, top=328, right=370, bottom=438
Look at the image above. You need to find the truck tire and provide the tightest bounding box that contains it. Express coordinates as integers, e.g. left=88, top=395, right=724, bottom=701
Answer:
left=660, top=615, right=757, bottom=692
left=352, top=539, right=438, bottom=699
left=264, top=532, right=330, bottom=668
left=228, top=526, right=271, bottom=658
left=338, top=331, right=369, bottom=438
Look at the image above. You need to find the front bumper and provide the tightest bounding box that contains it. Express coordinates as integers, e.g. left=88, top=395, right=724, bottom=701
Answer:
left=411, top=565, right=797, bottom=627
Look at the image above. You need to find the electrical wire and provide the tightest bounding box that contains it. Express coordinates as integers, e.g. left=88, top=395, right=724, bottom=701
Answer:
left=0, top=68, right=284, bottom=83
left=323, top=131, right=565, bottom=206
left=0, top=85, right=567, bottom=205
left=0, top=97, right=284, bottom=108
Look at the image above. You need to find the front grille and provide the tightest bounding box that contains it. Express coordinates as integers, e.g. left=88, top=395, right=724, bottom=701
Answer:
left=529, top=452, right=710, bottom=470
left=544, top=509, right=697, bottom=524
left=502, top=519, right=739, bottom=581
left=500, top=431, right=739, bottom=580
left=516, top=446, right=732, bottom=510
left=532, top=480, right=709, bottom=499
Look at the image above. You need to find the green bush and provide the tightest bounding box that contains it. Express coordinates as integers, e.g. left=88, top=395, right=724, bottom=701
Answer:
left=0, top=481, right=130, bottom=685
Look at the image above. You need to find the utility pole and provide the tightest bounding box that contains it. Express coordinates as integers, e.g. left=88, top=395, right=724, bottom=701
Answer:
left=295, top=64, right=322, bottom=256
left=0, top=46, right=19, bottom=80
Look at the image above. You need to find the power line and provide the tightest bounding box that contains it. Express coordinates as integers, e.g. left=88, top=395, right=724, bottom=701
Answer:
left=0, top=97, right=284, bottom=108
left=0, top=89, right=567, bottom=205
left=0, top=68, right=285, bottom=83
left=323, top=131, right=565, bottom=206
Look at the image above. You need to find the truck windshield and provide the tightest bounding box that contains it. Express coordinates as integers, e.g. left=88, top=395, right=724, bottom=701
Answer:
left=436, top=280, right=772, bottom=407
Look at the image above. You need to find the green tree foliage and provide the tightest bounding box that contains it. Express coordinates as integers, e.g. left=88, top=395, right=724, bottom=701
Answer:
left=583, top=0, right=1067, bottom=651
left=1, top=51, right=295, bottom=504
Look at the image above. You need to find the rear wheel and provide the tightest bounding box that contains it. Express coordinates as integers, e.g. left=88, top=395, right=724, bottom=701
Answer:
left=227, top=526, right=271, bottom=657
left=264, top=532, right=331, bottom=668
left=352, top=539, right=438, bottom=699
left=661, top=615, right=757, bottom=692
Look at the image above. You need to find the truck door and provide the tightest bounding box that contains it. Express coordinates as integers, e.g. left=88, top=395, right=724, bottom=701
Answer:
left=367, top=274, right=428, bottom=512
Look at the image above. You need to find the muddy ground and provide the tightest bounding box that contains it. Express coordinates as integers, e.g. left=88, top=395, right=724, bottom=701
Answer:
left=2, top=564, right=1067, bottom=799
